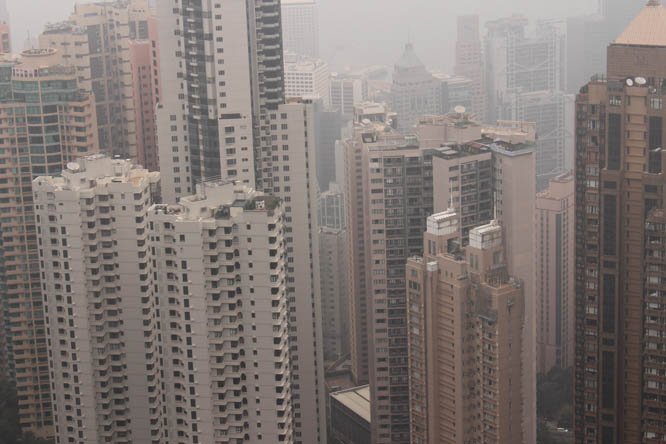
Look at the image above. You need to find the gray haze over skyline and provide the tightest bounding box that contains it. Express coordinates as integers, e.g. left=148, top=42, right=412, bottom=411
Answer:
left=9, top=0, right=599, bottom=73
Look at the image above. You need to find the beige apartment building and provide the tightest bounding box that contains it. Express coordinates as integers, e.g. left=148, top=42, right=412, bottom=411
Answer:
left=343, top=106, right=537, bottom=443
left=428, top=118, right=537, bottom=443
left=320, top=227, right=349, bottom=361
left=0, top=49, right=98, bottom=437
left=536, top=172, right=574, bottom=373
left=342, top=104, right=434, bottom=443
left=38, top=0, right=155, bottom=159
left=407, top=211, right=524, bottom=444
left=34, top=156, right=163, bottom=444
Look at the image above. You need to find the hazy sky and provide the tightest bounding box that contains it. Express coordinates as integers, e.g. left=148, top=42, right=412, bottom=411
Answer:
left=9, top=0, right=598, bottom=72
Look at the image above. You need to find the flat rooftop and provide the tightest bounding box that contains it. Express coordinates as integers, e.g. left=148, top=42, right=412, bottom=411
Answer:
left=330, top=385, right=371, bottom=424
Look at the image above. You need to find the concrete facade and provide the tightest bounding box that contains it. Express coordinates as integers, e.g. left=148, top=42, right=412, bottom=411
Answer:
left=455, top=15, right=486, bottom=121
left=330, top=74, right=368, bottom=118
left=343, top=108, right=434, bottom=443
left=284, top=53, right=329, bottom=106
left=128, top=15, right=161, bottom=171
left=281, top=0, right=319, bottom=58
left=38, top=0, right=154, bottom=159
left=150, top=181, right=293, bottom=444
left=391, top=43, right=440, bottom=133
left=320, top=227, right=349, bottom=361
left=34, top=157, right=163, bottom=444
left=535, top=172, right=575, bottom=374
left=407, top=212, right=525, bottom=444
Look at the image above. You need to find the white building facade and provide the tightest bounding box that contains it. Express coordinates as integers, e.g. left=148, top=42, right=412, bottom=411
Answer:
left=150, top=181, right=293, bottom=444
left=284, top=53, right=330, bottom=105
left=34, top=156, right=164, bottom=444
left=281, top=0, right=319, bottom=58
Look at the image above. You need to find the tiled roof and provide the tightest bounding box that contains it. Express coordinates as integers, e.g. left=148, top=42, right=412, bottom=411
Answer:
left=615, top=1, right=666, bottom=47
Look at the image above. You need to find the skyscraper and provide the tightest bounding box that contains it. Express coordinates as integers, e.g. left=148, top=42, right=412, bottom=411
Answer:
left=484, top=16, right=565, bottom=123
left=128, top=15, right=162, bottom=171
left=407, top=213, right=525, bottom=444
left=35, top=156, right=296, bottom=443
left=330, top=74, right=368, bottom=118
left=38, top=1, right=155, bottom=159
left=430, top=119, right=537, bottom=444
left=536, top=172, right=575, bottom=374
left=281, top=0, right=319, bottom=58
left=574, top=2, right=666, bottom=442
left=0, top=48, right=99, bottom=438
left=391, top=43, right=440, bottom=133
left=454, top=15, right=486, bottom=121
left=156, top=3, right=326, bottom=441
left=150, top=181, right=294, bottom=444
left=0, top=0, right=10, bottom=55
left=502, top=89, right=575, bottom=190
left=342, top=106, right=435, bottom=443
left=34, top=157, right=164, bottom=444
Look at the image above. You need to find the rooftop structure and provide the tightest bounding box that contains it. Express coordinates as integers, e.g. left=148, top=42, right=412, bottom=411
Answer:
left=615, top=0, right=666, bottom=46
left=329, top=386, right=371, bottom=444
left=392, top=43, right=440, bottom=132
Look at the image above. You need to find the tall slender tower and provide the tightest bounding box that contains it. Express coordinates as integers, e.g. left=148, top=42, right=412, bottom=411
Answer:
left=407, top=213, right=525, bottom=444
left=34, top=157, right=164, bottom=444
left=150, top=181, right=294, bottom=444
left=575, top=2, right=666, bottom=443
left=343, top=106, right=435, bottom=444
left=156, top=2, right=325, bottom=442
left=455, top=15, right=486, bottom=122
left=0, top=49, right=99, bottom=438
left=536, top=172, right=575, bottom=374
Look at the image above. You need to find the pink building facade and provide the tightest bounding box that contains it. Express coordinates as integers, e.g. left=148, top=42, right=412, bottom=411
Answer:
left=535, top=172, right=574, bottom=373
left=129, top=16, right=161, bottom=171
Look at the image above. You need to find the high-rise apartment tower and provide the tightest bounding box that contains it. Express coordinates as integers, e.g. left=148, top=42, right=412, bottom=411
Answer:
left=0, top=48, right=98, bottom=438
left=574, top=2, right=666, bottom=443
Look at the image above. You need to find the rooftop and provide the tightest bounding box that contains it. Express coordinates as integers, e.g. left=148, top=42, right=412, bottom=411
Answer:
left=615, top=0, right=666, bottom=47
left=330, top=385, right=371, bottom=423
left=395, top=43, right=425, bottom=69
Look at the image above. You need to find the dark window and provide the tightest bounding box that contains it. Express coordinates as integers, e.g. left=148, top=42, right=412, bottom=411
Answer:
left=603, top=195, right=617, bottom=256
left=649, top=116, right=662, bottom=150
left=601, top=351, right=615, bottom=410
left=607, top=113, right=621, bottom=170
left=602, top=274, right=615, bottom=334
left=602, top=426, right=615, bottom=444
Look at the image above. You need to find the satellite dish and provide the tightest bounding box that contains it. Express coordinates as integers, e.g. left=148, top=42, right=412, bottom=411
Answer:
left=67, top=162, right=80, bottom=172
left=635, top=76, right=647, bottom=86
left=454, top=105, right=466, bottom=114
left=626, top=78, right=634, bottom=87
